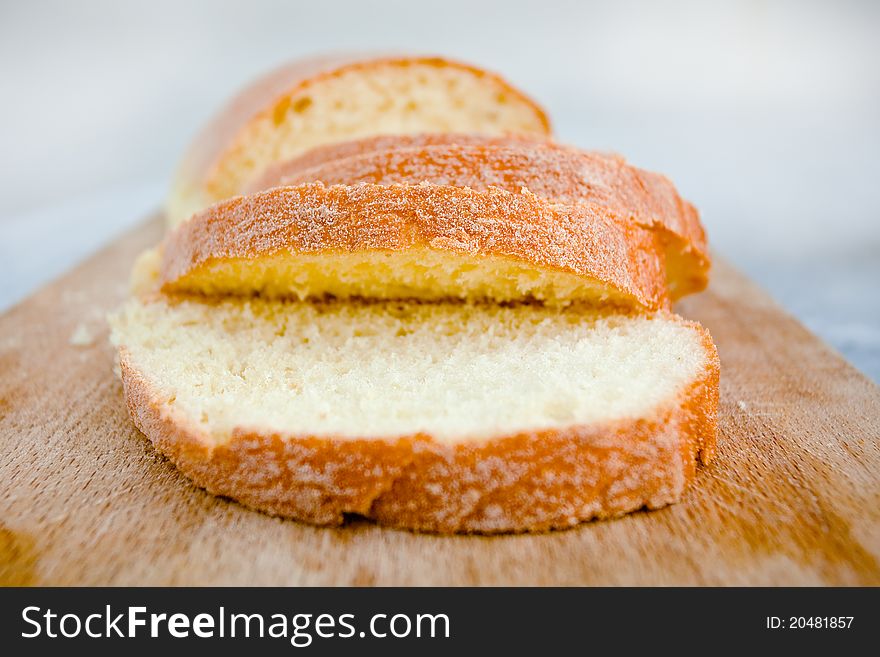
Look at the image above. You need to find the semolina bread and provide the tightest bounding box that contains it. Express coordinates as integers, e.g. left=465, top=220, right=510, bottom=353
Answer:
left=158, top=183, right=669, bottom=310
left=167, top=55, right=551, bottom=227
left=114, top=53, right=720, bottom=535
left=245, top=134, right=709, bottom=298
left=109, top=295, right=719, bottom=533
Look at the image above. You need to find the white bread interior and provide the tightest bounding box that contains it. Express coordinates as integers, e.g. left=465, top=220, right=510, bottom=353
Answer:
left=110, top=296, right=708, bottom=443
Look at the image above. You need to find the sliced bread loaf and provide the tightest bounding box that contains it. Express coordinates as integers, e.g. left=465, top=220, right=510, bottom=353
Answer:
left=119, top=58, right=718, bottom=534
left=167, top=55, right=551, bottom=227
left=245, top=134, right=709, bottom=298
left=109, top=296, right=718, bottom=533
left=157, top=183, right=668, bottom=310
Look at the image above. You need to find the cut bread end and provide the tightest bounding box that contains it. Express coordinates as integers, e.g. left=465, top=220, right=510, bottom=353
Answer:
left=109, top=295, right=718, bottom=533
left=167, top=56, right=551, bottom=227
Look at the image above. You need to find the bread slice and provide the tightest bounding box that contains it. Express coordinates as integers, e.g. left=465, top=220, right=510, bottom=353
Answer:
left=245, top=134, right=709, bottom=298
left=167, top=55, right=551, bottom=227
left=157, top=183, right=669, bottom=311
left=109, top=295, right=718, bottom=533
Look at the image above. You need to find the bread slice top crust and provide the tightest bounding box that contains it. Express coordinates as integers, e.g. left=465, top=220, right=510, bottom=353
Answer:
left=167, top=55, right=551, bottom=227
left=110, top=295, right=716, bottom=446
left=158, top=182, right=669, bottom=310
left=246, top=134, right=709, bottom=298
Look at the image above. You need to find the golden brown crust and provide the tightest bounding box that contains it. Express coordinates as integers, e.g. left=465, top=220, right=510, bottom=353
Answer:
left=117, top=320, right=719, bottom=533
left=246, top=134, right=709, bottom=298
left=160, top=182, right=670, bottom=311
left=172, top=54, right=551, bottom=219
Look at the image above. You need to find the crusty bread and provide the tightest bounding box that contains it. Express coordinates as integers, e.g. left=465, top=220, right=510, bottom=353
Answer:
left=158, top=183, right=669, bottom=310
left=109, top=296, right=718, bottom=533
left=245, top=134, right=709, bottom=298
left=167, top=55, right=551, bottom=227
left=117, top=54, right=719, bottom=534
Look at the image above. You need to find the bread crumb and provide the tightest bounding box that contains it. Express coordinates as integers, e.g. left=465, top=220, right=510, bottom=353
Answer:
left=69, top=323, right=94, bottom=347
left=737, top=400, right=748, bottom=411
left=0, top=335, right=22, bottom=351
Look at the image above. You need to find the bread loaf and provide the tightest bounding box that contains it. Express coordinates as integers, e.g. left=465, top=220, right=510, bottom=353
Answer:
left=112, top=54, right=719, bottom=534
left=167, top=55, right=551, bottom=227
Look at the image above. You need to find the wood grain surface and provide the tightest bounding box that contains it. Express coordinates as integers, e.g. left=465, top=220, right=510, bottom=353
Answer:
left=1, top=216, right=878, bottom=586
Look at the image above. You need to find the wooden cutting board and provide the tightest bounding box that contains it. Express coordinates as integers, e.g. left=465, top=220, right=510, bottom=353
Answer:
left=1, top=215, right=878, bottom=586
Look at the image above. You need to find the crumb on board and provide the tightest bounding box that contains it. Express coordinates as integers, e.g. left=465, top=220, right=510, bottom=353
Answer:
left=69, top=323, right=94, bottom=347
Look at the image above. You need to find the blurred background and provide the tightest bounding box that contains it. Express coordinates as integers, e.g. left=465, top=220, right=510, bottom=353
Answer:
left=1, top=0, right=878, bottom=379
